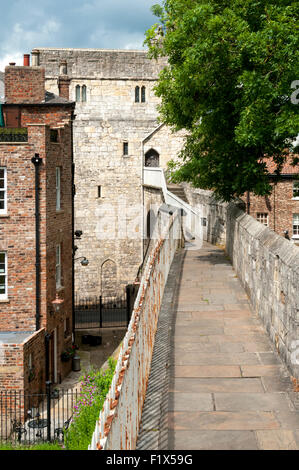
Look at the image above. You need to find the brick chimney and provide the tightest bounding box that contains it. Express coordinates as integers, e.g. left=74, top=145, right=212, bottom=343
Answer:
left=58, top=61, right=70, bottom=100
left=5, top=65, right=45, bottom=104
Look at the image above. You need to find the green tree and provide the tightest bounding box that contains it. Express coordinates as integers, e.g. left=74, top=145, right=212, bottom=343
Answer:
left=145, top=0, right=299, bottom=201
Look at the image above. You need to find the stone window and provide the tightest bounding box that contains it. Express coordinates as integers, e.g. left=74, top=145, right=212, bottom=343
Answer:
left=256, top=213, right=268, bottom=226
left=123, top=142, right=129, bottom=156
left=0, top=167, right=7, bottom=214
left=56, top=244, right=62, bottom=289
left=82, top=85, right=87, bottom=102
left=293, top=214, right=299, bottom=237
left=141, top=86, right=146, bottom=103
left=135, top=86, right=140, bottom=103
left=293, top=181, right=299, bottom=199
left=145, top=149, right=160, bottom=167
left=56, top=167, right=61, bottom=211
left=97, top=186, right=102, bottom=198
left=75, top=85, right=81, bottom=102
left=0, top=252, right=7, bottom=298
left=75, top=85, right=87, bottom=102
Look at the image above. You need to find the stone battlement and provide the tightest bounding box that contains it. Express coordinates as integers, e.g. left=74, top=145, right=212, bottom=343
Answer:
left=31, top=48, right=167, bottom=80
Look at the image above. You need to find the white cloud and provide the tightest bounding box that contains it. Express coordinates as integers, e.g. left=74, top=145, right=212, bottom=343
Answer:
left=0, top=52, right=23, bottom=72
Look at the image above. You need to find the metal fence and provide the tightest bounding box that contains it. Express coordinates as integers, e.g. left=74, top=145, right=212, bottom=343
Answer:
left=0, top=386, right=78, bottom=445
left=74, top=285, right=139, bottom=330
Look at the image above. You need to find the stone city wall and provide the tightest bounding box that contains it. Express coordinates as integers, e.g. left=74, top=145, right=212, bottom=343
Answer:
left=186, top=185, right=299, bottom=378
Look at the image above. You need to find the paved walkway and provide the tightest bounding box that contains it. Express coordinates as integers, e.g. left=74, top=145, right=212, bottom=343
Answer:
left=137, top=242, right=299, bottom=450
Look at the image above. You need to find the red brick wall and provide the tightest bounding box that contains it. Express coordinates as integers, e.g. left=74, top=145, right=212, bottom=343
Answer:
left=0, top=344, right=24, bottom=391
left=23, top=329, right=46, bottom=394
left=242, top=180, right=299, bottom=239
left=5, top=66, right=45, bottom=104
left=0, top=100, right=74, bottom=387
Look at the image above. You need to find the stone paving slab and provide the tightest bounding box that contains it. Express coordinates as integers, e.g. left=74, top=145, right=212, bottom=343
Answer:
left=169, top=378, right=265, bottom=394
left=168, top=430, right=259, bottom=450
left=137, top=242, right=299, bottom=450
left=168, top=411, right=280, bottom=431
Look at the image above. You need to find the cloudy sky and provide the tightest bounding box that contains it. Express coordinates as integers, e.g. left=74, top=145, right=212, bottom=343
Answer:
left=0, top=0, right=162, bottom=71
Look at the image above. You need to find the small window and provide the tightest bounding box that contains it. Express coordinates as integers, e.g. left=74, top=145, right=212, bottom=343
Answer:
left=123, top=142, right=129, bottom=156
left=64, top=318, right=70, bottom=338
left=97, top=186, right=102, bottom=198
left=293, top=181, right=299, bottom=199
left=56, top=244, right=62, bottom=288
left=256, top=213, right=269, bottom=226
left=75, top=85, right=81, bottom=102
left=135, top=86, right=140, bottom=103
left=56, top=167, right=61, bottom=211
left=293, top=214, right=299, bottom=237
left=0, top=168, right=7, bottom=214
left=141, top=86, right=146, bottom=103
left=0, top=252, right=7, bottom=298
left=82, top=85, right=87, bottom=102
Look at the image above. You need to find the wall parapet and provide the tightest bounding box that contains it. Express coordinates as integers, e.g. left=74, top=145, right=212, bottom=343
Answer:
left=184, top=184, right=299, bottom=378
left=226, top=203, right=299, bottom=378
left=89, top=210, right=183, bottom=450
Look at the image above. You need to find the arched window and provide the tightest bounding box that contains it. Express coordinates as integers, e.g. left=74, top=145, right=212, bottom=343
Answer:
left=135, top=86, right=140, bottom=103
left=141, top=86, right=146, bottom=103
left=145, top=149, right=160, bottom=168
left=101, top=259, right=117, bottom=296
left=75, top=85, right=81, bottom=102
left=82, top=85, right=87, bottom=102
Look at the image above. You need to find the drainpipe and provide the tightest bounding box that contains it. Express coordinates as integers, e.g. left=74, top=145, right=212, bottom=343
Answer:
left=31, top=154, right=42, bottom=331
left=246, top=191, right=250, bottom=215
left=71, top=112, right=76, bottom=343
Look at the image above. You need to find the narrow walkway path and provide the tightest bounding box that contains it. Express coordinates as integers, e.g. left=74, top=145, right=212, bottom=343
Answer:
left=138, top=242, right=299, bottom=450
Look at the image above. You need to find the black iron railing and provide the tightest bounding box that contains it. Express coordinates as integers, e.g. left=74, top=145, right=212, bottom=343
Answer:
left=0, top=128, right=28, bottom=142
left=0, top=387, right=78, bottom=445
left=74, top=286, right=138, bottom=330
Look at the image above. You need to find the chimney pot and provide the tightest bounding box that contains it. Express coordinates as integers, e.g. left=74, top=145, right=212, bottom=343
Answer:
left=24, top=54, right=30, bottom=66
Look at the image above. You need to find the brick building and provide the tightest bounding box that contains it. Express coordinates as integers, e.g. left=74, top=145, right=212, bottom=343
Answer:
left=242, top=157, right=299, bottom=245
left=0, top=58, right=75, bottom=394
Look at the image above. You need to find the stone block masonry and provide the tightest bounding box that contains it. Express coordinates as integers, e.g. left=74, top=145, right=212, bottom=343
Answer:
left=185, top=185, right=299, bottom=379
left=34, top=48, right=179, bottom=298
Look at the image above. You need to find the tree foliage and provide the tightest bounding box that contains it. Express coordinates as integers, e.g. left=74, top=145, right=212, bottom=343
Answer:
left=145, top=0, right=299, bottom=200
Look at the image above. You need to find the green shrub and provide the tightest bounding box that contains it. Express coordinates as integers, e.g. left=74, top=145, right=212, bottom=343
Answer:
left=64, top=357, right=116, bottom=450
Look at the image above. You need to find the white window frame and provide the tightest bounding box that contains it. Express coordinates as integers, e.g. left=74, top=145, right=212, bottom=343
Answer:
left=292, top=214, right=299, bottom=239
left=292, top=181, right=299, bottom=200
left=256, top=212, right=269, bottom=227
left=0, top=252, right=7, bottom=299
left=0, top=167, right=7, bottom=215
left=56, top=167, right=61, bottom=211
left=56, top=244, right=62, bottom=288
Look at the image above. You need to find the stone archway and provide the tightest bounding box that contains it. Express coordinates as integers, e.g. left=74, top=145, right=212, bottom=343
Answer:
left=145, top=149, right=160, bottom=167
left=101, top=259, right=117, bottom=296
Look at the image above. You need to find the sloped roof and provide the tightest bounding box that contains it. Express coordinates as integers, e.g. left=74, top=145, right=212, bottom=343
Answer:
left=264, top=155, right=299, bottom=175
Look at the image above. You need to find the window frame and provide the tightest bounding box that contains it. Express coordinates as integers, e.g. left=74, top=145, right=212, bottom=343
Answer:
left=292, top=181, right=299, bottom=200
left=135, top=86, right=140, bottom=103
left=256, top=212, right=269, bottom=227
left=56, top=167, right=61, bottom=211
left=0, top=252, right=7, bottom=299
left=141, top=86, right=146, bottom=103
left=123, top=142, right=129, bottom=156
left=0, top=167, right=7, bottom=215
left=75, top=85, right=81, bottom=102
left=82, top=85, right=87, bottom=102
left=293, top=214, right=299, bottom=238
left=56, top=244, right=62, bottom=289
